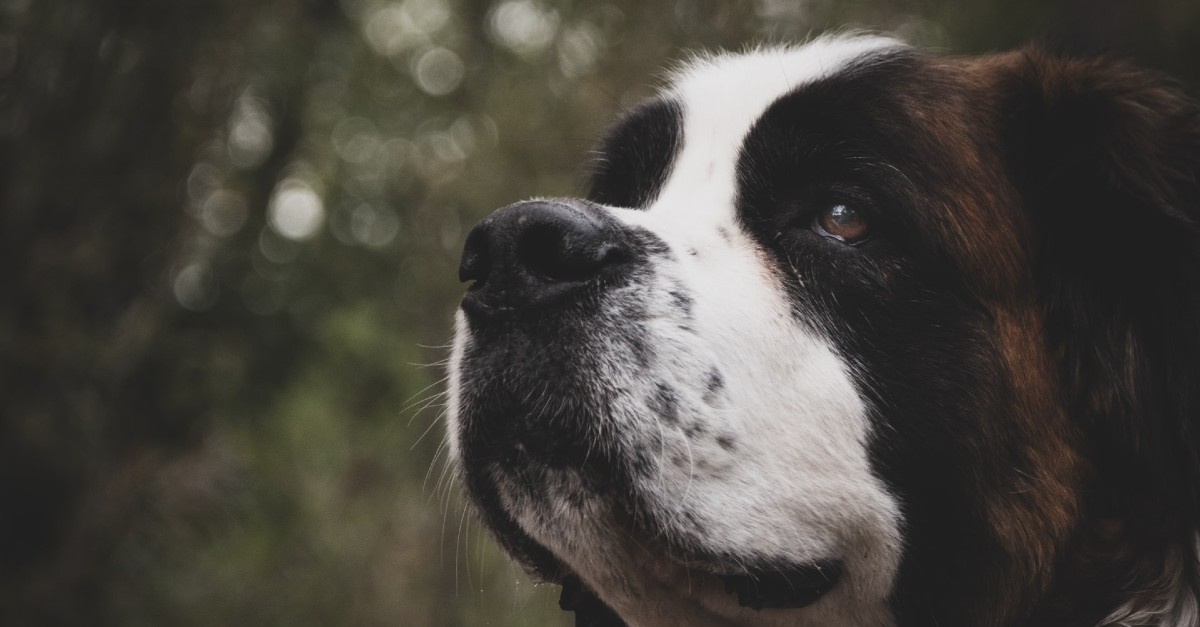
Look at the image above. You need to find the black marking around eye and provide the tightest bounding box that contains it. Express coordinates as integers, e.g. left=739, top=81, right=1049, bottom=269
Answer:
left=730, top=48, right=1057, bottom=625
left=588, top=98, right=683, bottom=209
left=733, top=49, right=920, bottom=277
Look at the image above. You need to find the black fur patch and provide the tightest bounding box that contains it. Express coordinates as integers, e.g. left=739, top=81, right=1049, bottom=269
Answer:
left=734, top=46, right=1200, bottom=625
left=588, top=99, right=683, bottom=209
left=734, top=50, right=1042, bottom=624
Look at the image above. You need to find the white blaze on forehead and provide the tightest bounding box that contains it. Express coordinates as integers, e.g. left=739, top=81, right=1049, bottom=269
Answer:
left=650, top=36, right=901, bottom=223
left=580, top=37, right=907, bottom=625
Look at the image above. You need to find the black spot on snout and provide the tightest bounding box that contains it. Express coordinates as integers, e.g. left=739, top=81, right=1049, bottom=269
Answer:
left=627, top=329, right=653, bottom=367
left=703, top=369, right=724, bottom=405
left=650, top=383, right=680, bottom=424
left=681, top=510, right=706, bottom=534
left=668, top=288, right=694, bottom=316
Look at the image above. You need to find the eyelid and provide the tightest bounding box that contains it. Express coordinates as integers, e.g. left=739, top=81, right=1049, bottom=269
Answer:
left=824, top=185, right=875, bottom=212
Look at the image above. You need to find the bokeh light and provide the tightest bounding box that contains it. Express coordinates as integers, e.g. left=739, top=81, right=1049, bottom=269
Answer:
left=199, top=189, right=249, bottom=237
left=173, top=263, right=218, bottom=311
left=488, top=0, right=560, bottom=57
left=268, top=178, right=326, bottom=241
left=412, top=46, right=465, bottom=96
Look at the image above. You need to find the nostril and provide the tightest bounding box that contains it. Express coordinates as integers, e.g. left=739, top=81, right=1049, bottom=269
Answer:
left=458, top=199, right=633, bottom=315
left=459, top=225, right=491, bottom=285
left=517, top=221, right=627, bottom=283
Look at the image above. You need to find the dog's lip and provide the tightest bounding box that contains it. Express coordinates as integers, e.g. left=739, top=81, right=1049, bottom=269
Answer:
left=614, top=505, right=845, bottom=611
left=717, top=559, right=844, bottom=610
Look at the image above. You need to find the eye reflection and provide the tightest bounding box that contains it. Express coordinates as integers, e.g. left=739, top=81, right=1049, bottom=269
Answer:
left=813, top=204, right=868, bottom=242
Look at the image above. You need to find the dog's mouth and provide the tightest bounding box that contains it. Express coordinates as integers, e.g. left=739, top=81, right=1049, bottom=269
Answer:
left=625, top=503, right=846, bottom=612
left=718, top=560, right=844, bottom=610
left=559, top=560, right=844, bottom=625
left=459, top=397, right=847, bottom=619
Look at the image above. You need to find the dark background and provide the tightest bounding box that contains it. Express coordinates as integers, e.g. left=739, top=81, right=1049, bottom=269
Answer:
left=2, top=0, right=1197, bottom=625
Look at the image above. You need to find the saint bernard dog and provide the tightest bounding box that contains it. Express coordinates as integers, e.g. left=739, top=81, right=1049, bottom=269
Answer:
left=445, top=35, right=1200, bottom=626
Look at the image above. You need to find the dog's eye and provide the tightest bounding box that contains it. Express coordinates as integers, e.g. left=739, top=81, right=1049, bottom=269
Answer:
left=812, top=204, right=868, bottom=243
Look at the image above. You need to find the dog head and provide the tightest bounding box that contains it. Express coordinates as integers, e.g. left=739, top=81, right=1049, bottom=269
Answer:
left=447, top=35, right=1200, bottom=626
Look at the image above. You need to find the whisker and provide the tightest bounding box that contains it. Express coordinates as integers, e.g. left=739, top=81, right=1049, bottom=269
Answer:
left=401, top=376, right=450, bottom=415
left=455, top=499, right=470, bottom=595
left=410, top=407, right=449, bottom=451
left=423, top=435, right=451, bottom=498
left=405, top=394, right=448, bottom=428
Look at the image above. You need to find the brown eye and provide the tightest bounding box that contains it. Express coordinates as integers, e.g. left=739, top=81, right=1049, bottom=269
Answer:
left=813, top=204, right=868, bottom=243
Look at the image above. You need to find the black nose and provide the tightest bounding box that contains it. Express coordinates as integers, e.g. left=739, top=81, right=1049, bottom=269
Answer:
left=459, top=200, right=629, bottom=315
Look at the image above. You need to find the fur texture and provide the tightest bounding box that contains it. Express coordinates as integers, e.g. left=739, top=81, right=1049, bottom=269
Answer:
left=447, top=35, right=1200, bottom=626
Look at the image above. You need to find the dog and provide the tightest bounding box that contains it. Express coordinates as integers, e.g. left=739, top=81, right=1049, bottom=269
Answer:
left=445, top=35, right=1200, bottom=626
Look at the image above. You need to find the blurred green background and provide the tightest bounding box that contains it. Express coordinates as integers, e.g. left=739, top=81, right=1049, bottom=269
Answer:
left=2, top=0, right=1197, bottom=625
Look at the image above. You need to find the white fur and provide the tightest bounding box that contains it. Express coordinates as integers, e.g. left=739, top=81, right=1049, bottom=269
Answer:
left=449, top=35, right=906, bottom=626
left=1100, top=534, right=1200, bottom=627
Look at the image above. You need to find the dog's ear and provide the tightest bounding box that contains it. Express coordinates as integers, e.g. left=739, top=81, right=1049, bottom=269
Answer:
left=999, top=49, right=1200, bottom=525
